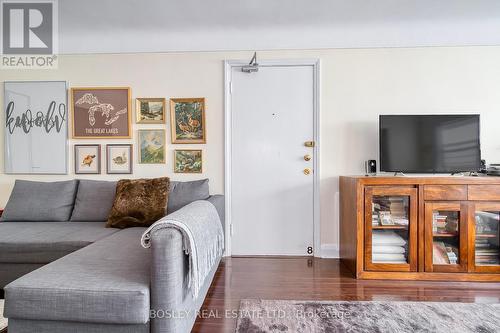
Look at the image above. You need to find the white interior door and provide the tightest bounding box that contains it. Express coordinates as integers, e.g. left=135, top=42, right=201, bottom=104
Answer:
left=229, top=63, right=316, bottom=256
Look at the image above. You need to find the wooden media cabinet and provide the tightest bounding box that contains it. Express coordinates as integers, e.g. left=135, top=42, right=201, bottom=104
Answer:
left=340, top=176, right=500, bottom=282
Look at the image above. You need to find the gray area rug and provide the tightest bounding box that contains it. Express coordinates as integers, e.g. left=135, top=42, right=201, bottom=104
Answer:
left=0, top=300, right=6, bottom=331
left=236, top=299, right=500, bottom=333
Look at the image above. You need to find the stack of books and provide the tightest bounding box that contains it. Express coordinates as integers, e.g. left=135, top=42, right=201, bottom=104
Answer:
left=389, top=198, right=407, bottom=219
left=433, top=212, right=458, bottom=234
left=475, top=238, right=500, bottom=265
left=433, top=241, right=459, bottom=265
left=446, top=246, right=458, bottom=264
left=432, top=213, right=447, bottom=233
left=372, top=203, right=380, bottom=226
left=371, top=198, right=409, bottom=226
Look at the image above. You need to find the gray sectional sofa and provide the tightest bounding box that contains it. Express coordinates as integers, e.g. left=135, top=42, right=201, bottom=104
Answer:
left=0, top=179, right=224, bottom=333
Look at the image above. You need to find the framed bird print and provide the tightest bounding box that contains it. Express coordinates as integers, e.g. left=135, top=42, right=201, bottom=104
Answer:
left=74, top=144, right=101, bottom=174
left=71, top=87, right=131, bottom=139
left=174, top=149, right=203, bottom=173
left=170, top=98, right=206, bottom=144
left=106, top=144, right=133, bottom=174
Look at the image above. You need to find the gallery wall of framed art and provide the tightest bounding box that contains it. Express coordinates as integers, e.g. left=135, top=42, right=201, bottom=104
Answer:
left=0, top=52, right=227, bottom=208
left=3, top=80, right=210, bottom=177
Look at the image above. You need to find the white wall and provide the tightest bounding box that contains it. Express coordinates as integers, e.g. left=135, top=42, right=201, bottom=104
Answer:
left=2, top=46, right=500, bottom=250
left=58, top=0, right=500, bottom=53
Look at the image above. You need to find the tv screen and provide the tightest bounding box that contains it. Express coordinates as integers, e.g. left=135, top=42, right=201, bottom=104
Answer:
left=380, top=115, right=481, bottom=173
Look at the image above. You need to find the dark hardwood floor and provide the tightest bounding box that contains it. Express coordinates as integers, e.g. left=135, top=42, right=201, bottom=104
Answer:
left=193, top=257, right=500, bottom=333
left=1, top=258, right=499, bottom=333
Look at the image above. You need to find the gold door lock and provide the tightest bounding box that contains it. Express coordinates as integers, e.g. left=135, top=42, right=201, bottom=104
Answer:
left=304, top=141, right=315, bottom=148
left=303, top=168, right=312, bottom=175
left=304, top=154, right=312, bottom=161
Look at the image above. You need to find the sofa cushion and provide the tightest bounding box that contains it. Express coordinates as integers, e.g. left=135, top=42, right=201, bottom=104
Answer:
left=4, top=228, right=150, bottom=325
left=167, top=179, right=210, bottom=214
left=1, top=180, right=78, bottom=222
left=0, top=263, right=45, bottom=289
left=107, top=177, right=170, bottom=229
left=0, top=222, right=118, bottom=264
left=70, top=180, right=117, bottom=222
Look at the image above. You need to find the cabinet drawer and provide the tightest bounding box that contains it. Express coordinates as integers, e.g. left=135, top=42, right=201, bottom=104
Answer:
left=468, top=185, right=500, bottom=201
left=423, top=185, right=467, bottom=201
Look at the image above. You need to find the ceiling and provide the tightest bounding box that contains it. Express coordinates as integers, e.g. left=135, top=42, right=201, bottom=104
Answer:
left=59, top=0, right=500, bottom=54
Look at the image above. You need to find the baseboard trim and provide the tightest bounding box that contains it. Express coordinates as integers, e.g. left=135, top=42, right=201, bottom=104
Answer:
left=321, top=244, right=339, bottom=258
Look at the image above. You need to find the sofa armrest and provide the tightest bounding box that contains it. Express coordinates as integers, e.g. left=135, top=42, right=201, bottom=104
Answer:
left=206, top=195, right=225, bottom=233
left=148, top=198, right=224, bottom=333
left=149, top=227, right=187, bottom=333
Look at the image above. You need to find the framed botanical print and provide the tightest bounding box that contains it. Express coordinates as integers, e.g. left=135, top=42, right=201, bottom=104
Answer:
left=138, top=129, right=165, bottom=164
left=106, top=144, right=133, bottom=174
left=74, top=144, right=101, bottom=174
left=170, top=98, right=206, bottom=144
left=71, top=87, right=131, bottom=139
left=136, top=98, right=166, bottom=124
left=174, top=149, right=202, bottom=173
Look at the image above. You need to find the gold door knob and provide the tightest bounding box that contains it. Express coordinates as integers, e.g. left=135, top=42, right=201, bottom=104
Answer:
left=304, top=154, right=312, bottom=161
left=303, top=168, right=312, bottom=175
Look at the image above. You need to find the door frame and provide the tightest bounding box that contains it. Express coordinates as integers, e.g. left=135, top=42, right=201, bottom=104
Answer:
left=223, top=59, right=321, bottom=257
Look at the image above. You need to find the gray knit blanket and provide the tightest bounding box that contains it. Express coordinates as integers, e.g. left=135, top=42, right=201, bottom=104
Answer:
left=141, top=200, right=224, bottom=298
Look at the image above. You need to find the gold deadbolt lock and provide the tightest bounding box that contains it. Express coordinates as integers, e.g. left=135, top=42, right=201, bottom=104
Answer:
left=303, top=168, right=312, bottom=175
left=304, top=141, right=315, bottom=148
left=304, top=154, right=312, bottom=161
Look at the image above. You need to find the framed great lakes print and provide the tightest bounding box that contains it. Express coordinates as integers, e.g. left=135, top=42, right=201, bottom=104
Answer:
left=4, top=81, right=68, bottom=174
left=71, top=87, right=131, bottom=139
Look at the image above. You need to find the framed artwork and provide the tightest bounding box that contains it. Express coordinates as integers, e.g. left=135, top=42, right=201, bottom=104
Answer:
left=138, top=129, right=165, bottom=164
left=136, top=98, right=166, bottom=124
left=106, top=144, right=133, bottom=174
left=4, top=81, right=68, bottom=174
left=170, top=98, right=206, bottom=144
left=174, top=149, right=203, bottom=173
left=71, top=87, right=131, bottom=139
left=74, top=144, right=101, bottom=174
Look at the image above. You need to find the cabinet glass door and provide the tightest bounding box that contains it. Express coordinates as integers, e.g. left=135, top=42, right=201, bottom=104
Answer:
left=470, top=203, right=500, bottom=273
left=425, top=202, right=467, bottom=272
left=365, top=187, right=417, bottom=272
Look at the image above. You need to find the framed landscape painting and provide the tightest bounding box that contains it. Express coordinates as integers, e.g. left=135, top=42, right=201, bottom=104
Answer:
left=138, top=129, right=165, bottom=164
left=71, top=87, right=131, bottom=139
left=106, top=144, right=133, bottom=174
left=136, top=98, right=166, bottom=124
left=170, top=98, right=206, bottom=144
left=74, top=144, right=101, bottom=174
left=174, top=149, right=202, bottom=173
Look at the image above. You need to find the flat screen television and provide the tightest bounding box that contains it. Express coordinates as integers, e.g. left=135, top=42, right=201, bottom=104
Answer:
left=380, top=115, right=481, bottom=173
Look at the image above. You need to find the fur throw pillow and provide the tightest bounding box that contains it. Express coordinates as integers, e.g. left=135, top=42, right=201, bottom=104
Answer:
left=106, top=177, right=170, bottom=229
